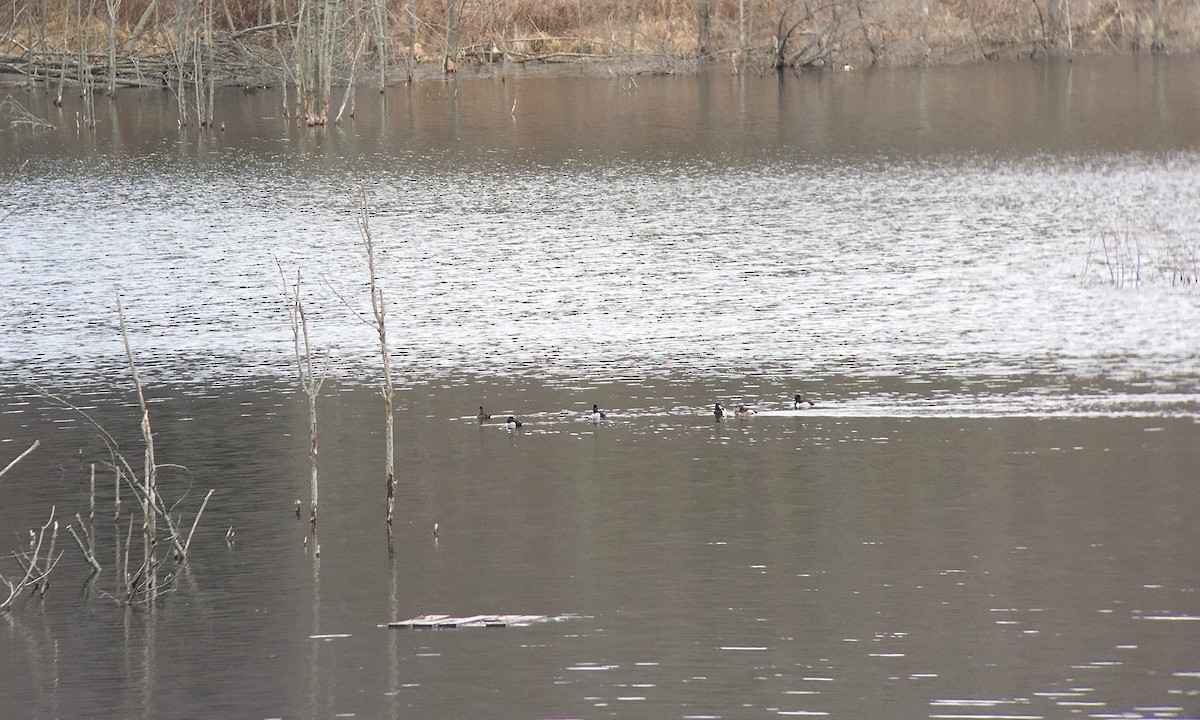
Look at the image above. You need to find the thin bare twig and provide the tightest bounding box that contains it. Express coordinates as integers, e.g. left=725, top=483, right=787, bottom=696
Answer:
left=0, top=441, right=39, bottom=480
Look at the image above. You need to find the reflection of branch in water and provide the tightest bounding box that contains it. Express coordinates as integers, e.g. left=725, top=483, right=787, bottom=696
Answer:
left=0, top=607, right=61, bottom=717
left=309, top=528, right=322, bottom=720
left=0, top=95, right=55, bottom=130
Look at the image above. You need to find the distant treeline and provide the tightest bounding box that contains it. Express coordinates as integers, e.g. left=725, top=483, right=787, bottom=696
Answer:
left=0, top=0, right=1193, bottom=120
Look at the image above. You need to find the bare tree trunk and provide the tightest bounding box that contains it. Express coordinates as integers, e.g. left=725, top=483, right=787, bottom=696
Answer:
left=105, top=0, right=120, bottom=93
left=298, top=290, right=322, bottom=528
left=1152, top=0, right=1165, bottom=53
left=296, top=0, right=338, bottom=124
left=335, top=0, right=367, bottom=121
left=318, top=0, right=335, bottom=121
left=856, top=0, right=878, bottom=66
left=738, top=0, right=746, bottom=51
left=746, top=0, right=756, bottom=55
left=918, top=0, right=929, bottom=61
left=697, top=0, right=714, bottom=57
left=405, top=0, right=415, bottom=81
left=277, top=263, right=327, bottom=528
left=444, top=0, right=458, bottom=71
left=629, top=0, right=638, bottom=52
left=124, top=0, right=156, bottom=51
left=1048, top=0, right=1068, bottom=48
left=1065, top=0, right=1074, bottom=54
left=116, top=294, right=158, bottom=602
left=373, top=0, right=387, bottom=89
left=357, top=191, right=396, bottom=526
left=502, top=0, right=510, bottom=71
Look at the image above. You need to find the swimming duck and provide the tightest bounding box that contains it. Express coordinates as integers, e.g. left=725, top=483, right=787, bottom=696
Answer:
left=714, top=403, right=725, bottom=420
left=736, top=405, right=754, bottom=418
left=506, top=416, right=522, bottom=429
left=794, top=394, right=814, bottom=409
left=476, top=406, right=491, bottom=423
left=590, top=404, right=607, bottom=421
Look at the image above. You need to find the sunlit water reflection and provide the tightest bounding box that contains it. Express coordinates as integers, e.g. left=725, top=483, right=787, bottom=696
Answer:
left=1, top=58, right=1199, bottom=720
left=2, top=63, right=1199, bottom=414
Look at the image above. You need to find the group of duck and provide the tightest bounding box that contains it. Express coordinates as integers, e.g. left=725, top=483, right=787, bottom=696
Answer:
left=476, top=404, right=606, bottom=429
left=715, top=394, right=815, bottom=420
left=475, top=395, right=814, bottom=428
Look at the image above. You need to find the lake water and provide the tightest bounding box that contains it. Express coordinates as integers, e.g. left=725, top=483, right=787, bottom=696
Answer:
left=1, top=57, right=1199, bottom=720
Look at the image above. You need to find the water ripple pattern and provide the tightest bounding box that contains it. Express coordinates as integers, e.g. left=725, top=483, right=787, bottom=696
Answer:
left=1, top=96, right=1199, bottom=420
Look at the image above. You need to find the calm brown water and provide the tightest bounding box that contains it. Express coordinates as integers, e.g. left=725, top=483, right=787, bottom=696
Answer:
left=2, top=57, right=1200, bottom=720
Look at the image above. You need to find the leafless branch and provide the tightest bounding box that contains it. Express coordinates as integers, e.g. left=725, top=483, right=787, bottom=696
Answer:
left=0, top=441, right=39, bottom=480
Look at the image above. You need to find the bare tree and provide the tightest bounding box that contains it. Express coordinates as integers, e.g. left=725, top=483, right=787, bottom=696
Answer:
left=325, top=191, right=397, bottom=526
left=771, top=0, right=844, bottom=69
left=105, top=0, right=121, bottom=93
left=1048, top=0, right=1070, bottom=49
left=1152, top=0, right=1165, bottom=53
left=405, top=0, right=416, bottom=80
left=295, top=0, right=343, bottom=124
left=15, top=296, right=212, bottom=606
left=629, top=0, right=639, bottom=53
left=358, top=192, right=396, bottom=526
left=445, top=0, right=460, bottom=70
left=697, top=0, right=715, bottom=56
left=372, top=0, right=389, bottom=89
left=277, top=262, right=328, bottom=528
left=116, top=293, right=161, bottom=601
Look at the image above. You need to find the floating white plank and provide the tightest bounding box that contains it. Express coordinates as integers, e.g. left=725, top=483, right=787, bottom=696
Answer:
left=388, top=613, right=558, bottom=629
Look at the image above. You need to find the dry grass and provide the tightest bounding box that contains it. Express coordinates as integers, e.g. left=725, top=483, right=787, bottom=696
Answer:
left=1, top=0, right=1197, bottom=75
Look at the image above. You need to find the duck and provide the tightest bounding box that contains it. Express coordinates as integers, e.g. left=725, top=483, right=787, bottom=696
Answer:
left=476, top=406, right=492, bottom=423
left=736, top=405, right=754, bottom=418
left=590, top=404, right=607, bottom=421
left=794, top=394, right=814, bottom=409
left=506, top=416, right=522, bottom=429
left=714, top=403, right=725, bottom=420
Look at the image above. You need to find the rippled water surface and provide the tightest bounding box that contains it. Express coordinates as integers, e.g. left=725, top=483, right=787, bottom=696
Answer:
left=1, top=57, right=1199, bottom=720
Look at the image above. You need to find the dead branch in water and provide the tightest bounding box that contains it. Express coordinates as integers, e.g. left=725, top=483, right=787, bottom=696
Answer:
left=23, top=298, right=214, bottom=607
left=276, top=259, right=329, bottom=529
left=360, top=190, right=397, bottom=528
left=0, top=443, right=49, bottom=611
left=325, top=190, right=397, bottom=527
left=1080, top=226, right=1200, bottom=288
left=0, top=95, right=55, bottom=130
left=115, top=292, right=162, bottom=602
left=319, top=193, right=398, bottom=528
left=0, top=440, right=39, bottom=480
left=1, top=507, right=63, bottom=612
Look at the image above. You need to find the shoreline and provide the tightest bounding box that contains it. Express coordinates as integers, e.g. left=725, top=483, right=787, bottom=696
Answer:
left=2, top=0, right=1199, bottom=93
left=1, top=46, right=1197, bottom=92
